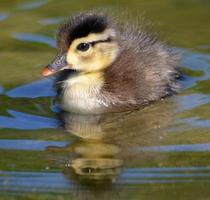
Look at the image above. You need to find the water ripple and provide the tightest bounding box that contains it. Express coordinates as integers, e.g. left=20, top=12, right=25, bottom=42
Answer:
left=126, top=166, right=210, bottom=172
left=177, top=94, right=210, bottom=111
left=39, top=17, right=64, bottom=25
left=136, top=142, right=210, bottom=152
left=0, top=12, right=9, bottom=21
left=0, top=139, right=67, bottom=151
left=1, top=167, right=210, bottom=193
left=180, top=48, right=210, bottom=89
left=0, top=172, right=70, bottom=194
left=0, top=109, right=58, bottom=130
left=176, top=117, right=210, bottom=128
left=6, top=78, right=55, bottom=98
left=17, top=0, right=49, bottom=11
left=0, top=85, right=3, bottom=94
left=12, top=33, right=56, bottom=48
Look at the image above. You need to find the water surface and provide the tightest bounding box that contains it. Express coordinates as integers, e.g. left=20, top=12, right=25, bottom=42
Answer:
left=1, top=0, right=210, bottom=199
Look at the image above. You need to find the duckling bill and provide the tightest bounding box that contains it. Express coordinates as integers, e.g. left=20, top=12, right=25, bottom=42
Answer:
left=42, top=12, right=179, bottom=114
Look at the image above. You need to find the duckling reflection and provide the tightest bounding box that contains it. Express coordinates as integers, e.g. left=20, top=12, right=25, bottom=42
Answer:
left=48, top=132, right=123, bottom=182
left=47, top=99, right=175, bottom=184
left=59, top=99, right=174, bottom=144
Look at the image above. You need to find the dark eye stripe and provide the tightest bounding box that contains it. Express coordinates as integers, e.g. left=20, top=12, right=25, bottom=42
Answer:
left=89, top=37, right=112, bottom=46
left=76, top=38, right=112, bottom=52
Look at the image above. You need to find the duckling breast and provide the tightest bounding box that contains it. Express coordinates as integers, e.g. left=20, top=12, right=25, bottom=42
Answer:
left=58, top=72, right=108, bottom=114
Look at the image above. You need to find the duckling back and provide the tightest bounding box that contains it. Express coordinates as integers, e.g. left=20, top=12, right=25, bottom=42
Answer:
left=101, top=27, right=179, bottom=112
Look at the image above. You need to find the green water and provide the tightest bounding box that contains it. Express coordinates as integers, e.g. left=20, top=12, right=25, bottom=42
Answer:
left=1, top=0, right=210, bottom=199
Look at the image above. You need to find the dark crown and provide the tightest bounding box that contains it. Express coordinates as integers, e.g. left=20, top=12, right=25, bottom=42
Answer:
left=57, top=13, right=108, bottom=51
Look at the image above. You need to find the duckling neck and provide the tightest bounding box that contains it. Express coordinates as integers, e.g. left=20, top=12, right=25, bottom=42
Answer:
left=59, top=71, right=106, bottom=114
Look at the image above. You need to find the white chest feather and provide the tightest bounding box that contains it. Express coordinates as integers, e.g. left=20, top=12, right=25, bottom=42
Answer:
left=60, top=73, right=107, bottom=114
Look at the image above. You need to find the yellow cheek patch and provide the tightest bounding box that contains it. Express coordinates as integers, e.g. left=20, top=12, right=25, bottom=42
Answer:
left=85, top=43, right=119, bottom=70
left=66, top=29, right=119, bottom=72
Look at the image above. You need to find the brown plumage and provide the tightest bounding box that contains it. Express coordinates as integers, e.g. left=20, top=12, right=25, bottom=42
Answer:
left=42, top=11, right=180, bottom=114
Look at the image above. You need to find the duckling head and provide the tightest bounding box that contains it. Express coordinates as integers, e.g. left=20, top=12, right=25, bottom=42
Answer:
left=42, top=13, right=120, bottom=76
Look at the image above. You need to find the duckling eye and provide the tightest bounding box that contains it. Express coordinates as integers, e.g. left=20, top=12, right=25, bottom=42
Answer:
left=76, top=43, right=90, bottom=52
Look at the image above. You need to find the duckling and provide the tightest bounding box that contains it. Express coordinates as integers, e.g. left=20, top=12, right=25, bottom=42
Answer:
left=42, top=12, right=179, bottom=114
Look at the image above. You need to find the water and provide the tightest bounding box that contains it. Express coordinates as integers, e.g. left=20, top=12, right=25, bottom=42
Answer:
left=1, top=0, right=210, bottom=199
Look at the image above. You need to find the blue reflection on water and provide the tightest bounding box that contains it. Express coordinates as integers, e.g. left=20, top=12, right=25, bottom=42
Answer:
left=0, top=139, right=67, bottom=151
left=12, top=33, right=56, bottom=48
left=125, top=166, right=210, bottom=172
left=39, top=17, right=65, bottom=25
left=0, top=110, right=58, bottom=130
left=136, top=143, right=210, bottom=152
left=17, top=0, right=49, bottom=11
left=179, top=48, right=210, bottom=89
left=176, top=117, right=210, bottom=128
left=1, top=167, right=210, bottom=194
left=0, top=12, right=9, bottom=21
left=177, top=94, right=210, bottom=111
left=6, top=78, right=55, bottom=98
left=0, top=85, right=3, bottom=94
